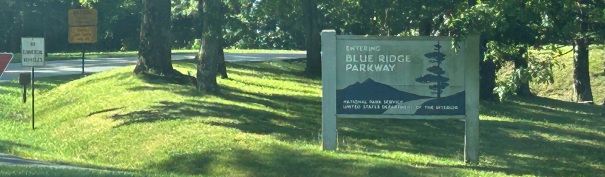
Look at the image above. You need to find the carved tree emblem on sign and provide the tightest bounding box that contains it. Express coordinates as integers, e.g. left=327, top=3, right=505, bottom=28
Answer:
left=415, top=42, right=450, bottom=98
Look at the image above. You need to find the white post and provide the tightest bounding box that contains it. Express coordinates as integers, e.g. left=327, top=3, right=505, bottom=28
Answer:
left=464, top=35, right=480, bottom=164
left=321, top=30, right=337, bottom=150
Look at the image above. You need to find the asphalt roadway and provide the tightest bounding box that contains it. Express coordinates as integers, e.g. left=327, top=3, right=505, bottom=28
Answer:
left=0, top=52, right=305, bottom=169
left=0, top=52, right=306, bottom=82
left=0, top=153, right=92, bottom=170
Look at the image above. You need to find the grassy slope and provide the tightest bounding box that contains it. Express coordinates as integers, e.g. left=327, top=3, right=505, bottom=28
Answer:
left=0, top=52, right=604, bottom=176
left=531, top=45, right=605, bottom=103
left=0, top=166, right=146, bottom=177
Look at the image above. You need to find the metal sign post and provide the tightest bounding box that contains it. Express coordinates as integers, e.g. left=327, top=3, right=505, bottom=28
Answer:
left=81, top=44, right=85, bottom=74
left=22, top=37, right=45, bottom=130
left=31, top=67, right=35, bottom=129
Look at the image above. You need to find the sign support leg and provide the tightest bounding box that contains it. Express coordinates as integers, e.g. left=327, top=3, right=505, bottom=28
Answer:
left=81, top=44, right=85, bottom=75
left=22, top=85, right=27, bottom=103
left=321, top=30, right=338, bottom=150
left=465, top=115, right=479, bottom=164
left=464, top=35, right=481, bottom=164
left=31, top=67, right=35, bottom=130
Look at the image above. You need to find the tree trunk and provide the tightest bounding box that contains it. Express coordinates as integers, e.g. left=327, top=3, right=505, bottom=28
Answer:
left=419, top=17, right=432, bottom=36
left=573, top=0, right=593, bottom=102
left=196, top=0, right=222, bottom=94
left=574, top=38, right=593, bottom=102
left=302, top=0, right=321, bottom=77
left=480, top=56, right=497, bottom=100
left=134, top=0, right=174, bottom=76
left=218, top=38, right=228, bottom=79
left=193, top=1, right=227, bottom=79
left=515, top=46, right=533, bottom=96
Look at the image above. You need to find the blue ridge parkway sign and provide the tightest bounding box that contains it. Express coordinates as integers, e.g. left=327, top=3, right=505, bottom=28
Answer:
left=320, top=30, right=480, bottom=164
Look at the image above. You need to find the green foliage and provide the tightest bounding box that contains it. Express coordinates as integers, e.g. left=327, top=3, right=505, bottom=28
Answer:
left=486, top=42, right=561, bottom=101
left=0, top=0, right=74, bottom=53
left=171, top=0, right=199, bottom=17
left=1, top=0, right=604, bottom=52
left=229, top=0, right=305, bottom=49
left=531, top=45, right=605, bottom=103
left=2, top=0, right=605, bottom=101
left=446, top=0, right=596, bottom=101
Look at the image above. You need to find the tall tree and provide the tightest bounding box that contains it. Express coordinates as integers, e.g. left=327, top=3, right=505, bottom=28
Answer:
left=450, top=0, right=559, bottom=100
left=133, top=0, right=174, bottom=75
left=217, top=40, right=228, bottom=79
left=469, top=0, right=497, bottom=101
left=573, top=0, right=594, bottom=102
left=514, top=46, right=532, bottom=96
left=187, top=0, right=227, bottom=79
left=196, top=0, right=223, bottom=94
left=302, top=0, right=321, bottom=76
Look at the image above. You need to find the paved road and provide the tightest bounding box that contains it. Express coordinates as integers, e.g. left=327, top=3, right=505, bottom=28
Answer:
left=0, top=52, right=305, bottom=82
left=0, top=153, right=90, bottom=169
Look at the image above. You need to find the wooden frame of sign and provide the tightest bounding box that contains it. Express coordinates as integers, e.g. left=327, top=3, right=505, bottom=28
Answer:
left=320, top=30, right=480, bottom=164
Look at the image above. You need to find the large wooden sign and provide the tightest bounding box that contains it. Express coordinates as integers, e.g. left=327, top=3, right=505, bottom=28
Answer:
left=68, top=9, right=98, bottom=44
left=320, top=30, right=480, bottom=164
left=336, top=38, right=467, bottom=116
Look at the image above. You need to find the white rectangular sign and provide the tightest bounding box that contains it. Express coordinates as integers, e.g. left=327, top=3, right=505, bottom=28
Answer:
left=320, top=30, right=480, bottom=164
left=21, top=38, right=45, bottom=67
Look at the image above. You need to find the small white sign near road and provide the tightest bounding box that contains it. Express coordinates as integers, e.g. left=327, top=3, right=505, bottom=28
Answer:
left=21, top=38, right=45, bottom=67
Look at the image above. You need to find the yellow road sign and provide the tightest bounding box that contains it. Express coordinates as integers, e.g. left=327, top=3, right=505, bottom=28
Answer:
left=69, top=26, right=97, bottom=43
left=68, top=9, right=98, bottom=26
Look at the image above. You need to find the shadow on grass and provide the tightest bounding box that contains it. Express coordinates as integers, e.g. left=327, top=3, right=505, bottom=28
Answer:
left=0, top=74, right=81, bottom=95
left=116, top=59, right=605, bottom=176
left=0, top=140, right=133, bottom=173
left=150, top=143, right=451, bottom=177
left=334, top=96, right=605, bottom=176
left=229, top=60, right=322, bottom=81
left=1, top=75, right=84, bottom=122
left=472, top=96, right=605, bottom=176
left=337, top=119, right=465, bottom=158
left=112, top=61, right=468, bottom=176
left=0, top=140, right=38, bottom=153
left=33, top=74, right=86, bottom=92
left=112, top=85, right=321, bottom=141
left=228, top=59, right=306, bottom=75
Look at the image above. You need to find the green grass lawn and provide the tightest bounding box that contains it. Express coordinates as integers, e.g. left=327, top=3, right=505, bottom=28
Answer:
left=0, top=166, right=148, bottom=177
left=1, top=50, right=604, bottom=176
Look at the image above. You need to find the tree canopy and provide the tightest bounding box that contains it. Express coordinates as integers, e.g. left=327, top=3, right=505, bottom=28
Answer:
left=1, top=0, right=604, bottom=101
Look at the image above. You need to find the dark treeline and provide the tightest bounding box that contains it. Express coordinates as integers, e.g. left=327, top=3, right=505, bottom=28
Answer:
left=2, top=1, right=604, bottom=52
